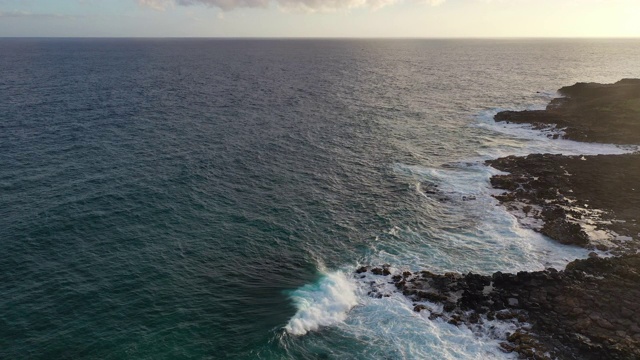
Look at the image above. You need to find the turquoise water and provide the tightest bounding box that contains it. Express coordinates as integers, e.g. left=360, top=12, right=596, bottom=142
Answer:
left=1, top=39, right=640, bottom=359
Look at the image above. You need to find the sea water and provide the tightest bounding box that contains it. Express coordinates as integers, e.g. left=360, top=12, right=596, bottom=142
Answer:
left=2, top=38, right=640, bottom=359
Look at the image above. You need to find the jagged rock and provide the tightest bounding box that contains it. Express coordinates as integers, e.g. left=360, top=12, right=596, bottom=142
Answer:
left=413, top=304, right=427, bottom=312
left=499, top=342, right=515, bottom=353
left=360, top=79, right=640, bottom=360
left=362, top=254, right=640, bottom=359
left=496, top=310, right=519, bottom=321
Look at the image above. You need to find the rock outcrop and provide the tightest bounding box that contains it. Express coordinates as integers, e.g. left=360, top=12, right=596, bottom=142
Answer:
left=359, top=255, right=640, bottom=359
left=495, top=79, right=640, bottom=144
left=358, top=80, right=640, bottom=359
left=487, top=153, right=640, bottom=253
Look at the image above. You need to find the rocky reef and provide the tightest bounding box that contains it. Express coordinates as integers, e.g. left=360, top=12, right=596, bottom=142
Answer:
left=487, top=153, right=640, bottom=253
left=358, top=80, right=640, bottom=359
left=358, top=255, right=640, bottom=360
left=488, top=80, right=640, bottom=254
left=495, top=79, right=640, bottom=144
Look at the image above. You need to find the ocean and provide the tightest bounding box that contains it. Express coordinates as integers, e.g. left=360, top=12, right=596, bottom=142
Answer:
left=1, top=38, right=639, bottom=359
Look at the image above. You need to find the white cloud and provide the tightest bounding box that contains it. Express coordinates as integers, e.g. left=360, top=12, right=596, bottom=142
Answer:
left=138, top=0, right=446, bottom=12
left=178, top=0, right=270, bottom=11
left=276, top=0, right=398, bottom=12
left=138, top=0, right=174, bottom=11
left=0, top=10, right=78, bottom=18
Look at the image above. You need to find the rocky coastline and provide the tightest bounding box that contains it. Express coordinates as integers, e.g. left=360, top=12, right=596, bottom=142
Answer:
left=495, top=79, right=640, bottom=144
left=358, top=254, right=640, bottom=360
left=487, top=153, right=640, bottom=254
left=358, top=80, right=640, bottom=359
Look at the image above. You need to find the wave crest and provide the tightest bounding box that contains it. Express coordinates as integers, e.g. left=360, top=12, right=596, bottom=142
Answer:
left=285, top=271, right=357, bottom=336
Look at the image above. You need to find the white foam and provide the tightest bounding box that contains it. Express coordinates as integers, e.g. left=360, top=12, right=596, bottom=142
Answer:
left=282, top=268, right=518, bottom=359
left=284, top=271, right=358, bottom=336
left=390, top=162, right=588, bottom=273
left=334, top=269, right=518, bottom=359
left=472, top=109, right=638, bottom=159
left=283, top=105, right=639, bottom=357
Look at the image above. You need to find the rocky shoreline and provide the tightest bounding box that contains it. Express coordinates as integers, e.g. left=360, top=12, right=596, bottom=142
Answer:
left=487, top=153, right=640, bottom=254
left=359, top=80, right=640, bottom=359
left=488, top=80, right=640, bottom=255
left=495, top=79, right=640, bottom=145
left=357, top=255, right=640, bottom=360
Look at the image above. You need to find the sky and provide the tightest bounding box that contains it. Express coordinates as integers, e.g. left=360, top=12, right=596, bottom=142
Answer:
left=0, top=0, right=639, bottom=37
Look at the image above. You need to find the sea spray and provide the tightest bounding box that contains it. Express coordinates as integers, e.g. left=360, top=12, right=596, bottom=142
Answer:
left=279, top=268, right=518, bottom=359
left=281, top=105, right=638, bottom=351
left=284, top=271, right=358, bottom=336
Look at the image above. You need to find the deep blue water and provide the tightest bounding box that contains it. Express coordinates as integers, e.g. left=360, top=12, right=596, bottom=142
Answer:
left=2, top=39, right=640, bottom=359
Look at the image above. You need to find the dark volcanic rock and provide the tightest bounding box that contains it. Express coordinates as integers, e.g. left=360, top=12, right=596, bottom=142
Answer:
left=494, top=79, right=640, bottom=144
left=486, top=153, right=640, bottom=252
left=363, top=80, right=640, bottom=359
left=477, top=80, right=640, bottom=358
left=362, top=255, right=640, bottom=359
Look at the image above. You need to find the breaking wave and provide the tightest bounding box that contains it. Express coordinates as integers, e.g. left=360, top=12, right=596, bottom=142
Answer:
left=284, top=271, right=358, bottom=336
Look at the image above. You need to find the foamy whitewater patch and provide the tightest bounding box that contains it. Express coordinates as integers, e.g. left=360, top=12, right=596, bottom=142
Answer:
left=560, top=204, right=631, bottom=250
left=335, top=269, right=519, bottom=359
left=472, top=109, right=638, bottom=159
left=378, top=106, right=637, bottom=272
left=284, top=271, right=358, bottom=336
left=389, top=162, right=588, bottom=273
left=283, top=105, right=638, bottom=356
left=282, top=266, right=519, bottom=359
left=471, top=108, right=638, bottom=252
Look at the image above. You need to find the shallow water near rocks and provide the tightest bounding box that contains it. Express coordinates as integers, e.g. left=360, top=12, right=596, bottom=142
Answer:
left=2, top=38, right=640, bottom=359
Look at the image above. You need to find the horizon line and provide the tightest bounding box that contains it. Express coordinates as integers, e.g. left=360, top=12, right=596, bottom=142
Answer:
left=2, top=36, right=640, bottom=40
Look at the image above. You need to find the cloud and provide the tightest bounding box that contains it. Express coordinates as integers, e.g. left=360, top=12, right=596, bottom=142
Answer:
left=139, top=0, right=446, bottom=12
left=274, top=0, right=399, bottom=12
left=178, top=0, right=270, bottom=11
left=0, top=10, right=78, bottom=19
left=138, top=0, right=174, bottom=10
